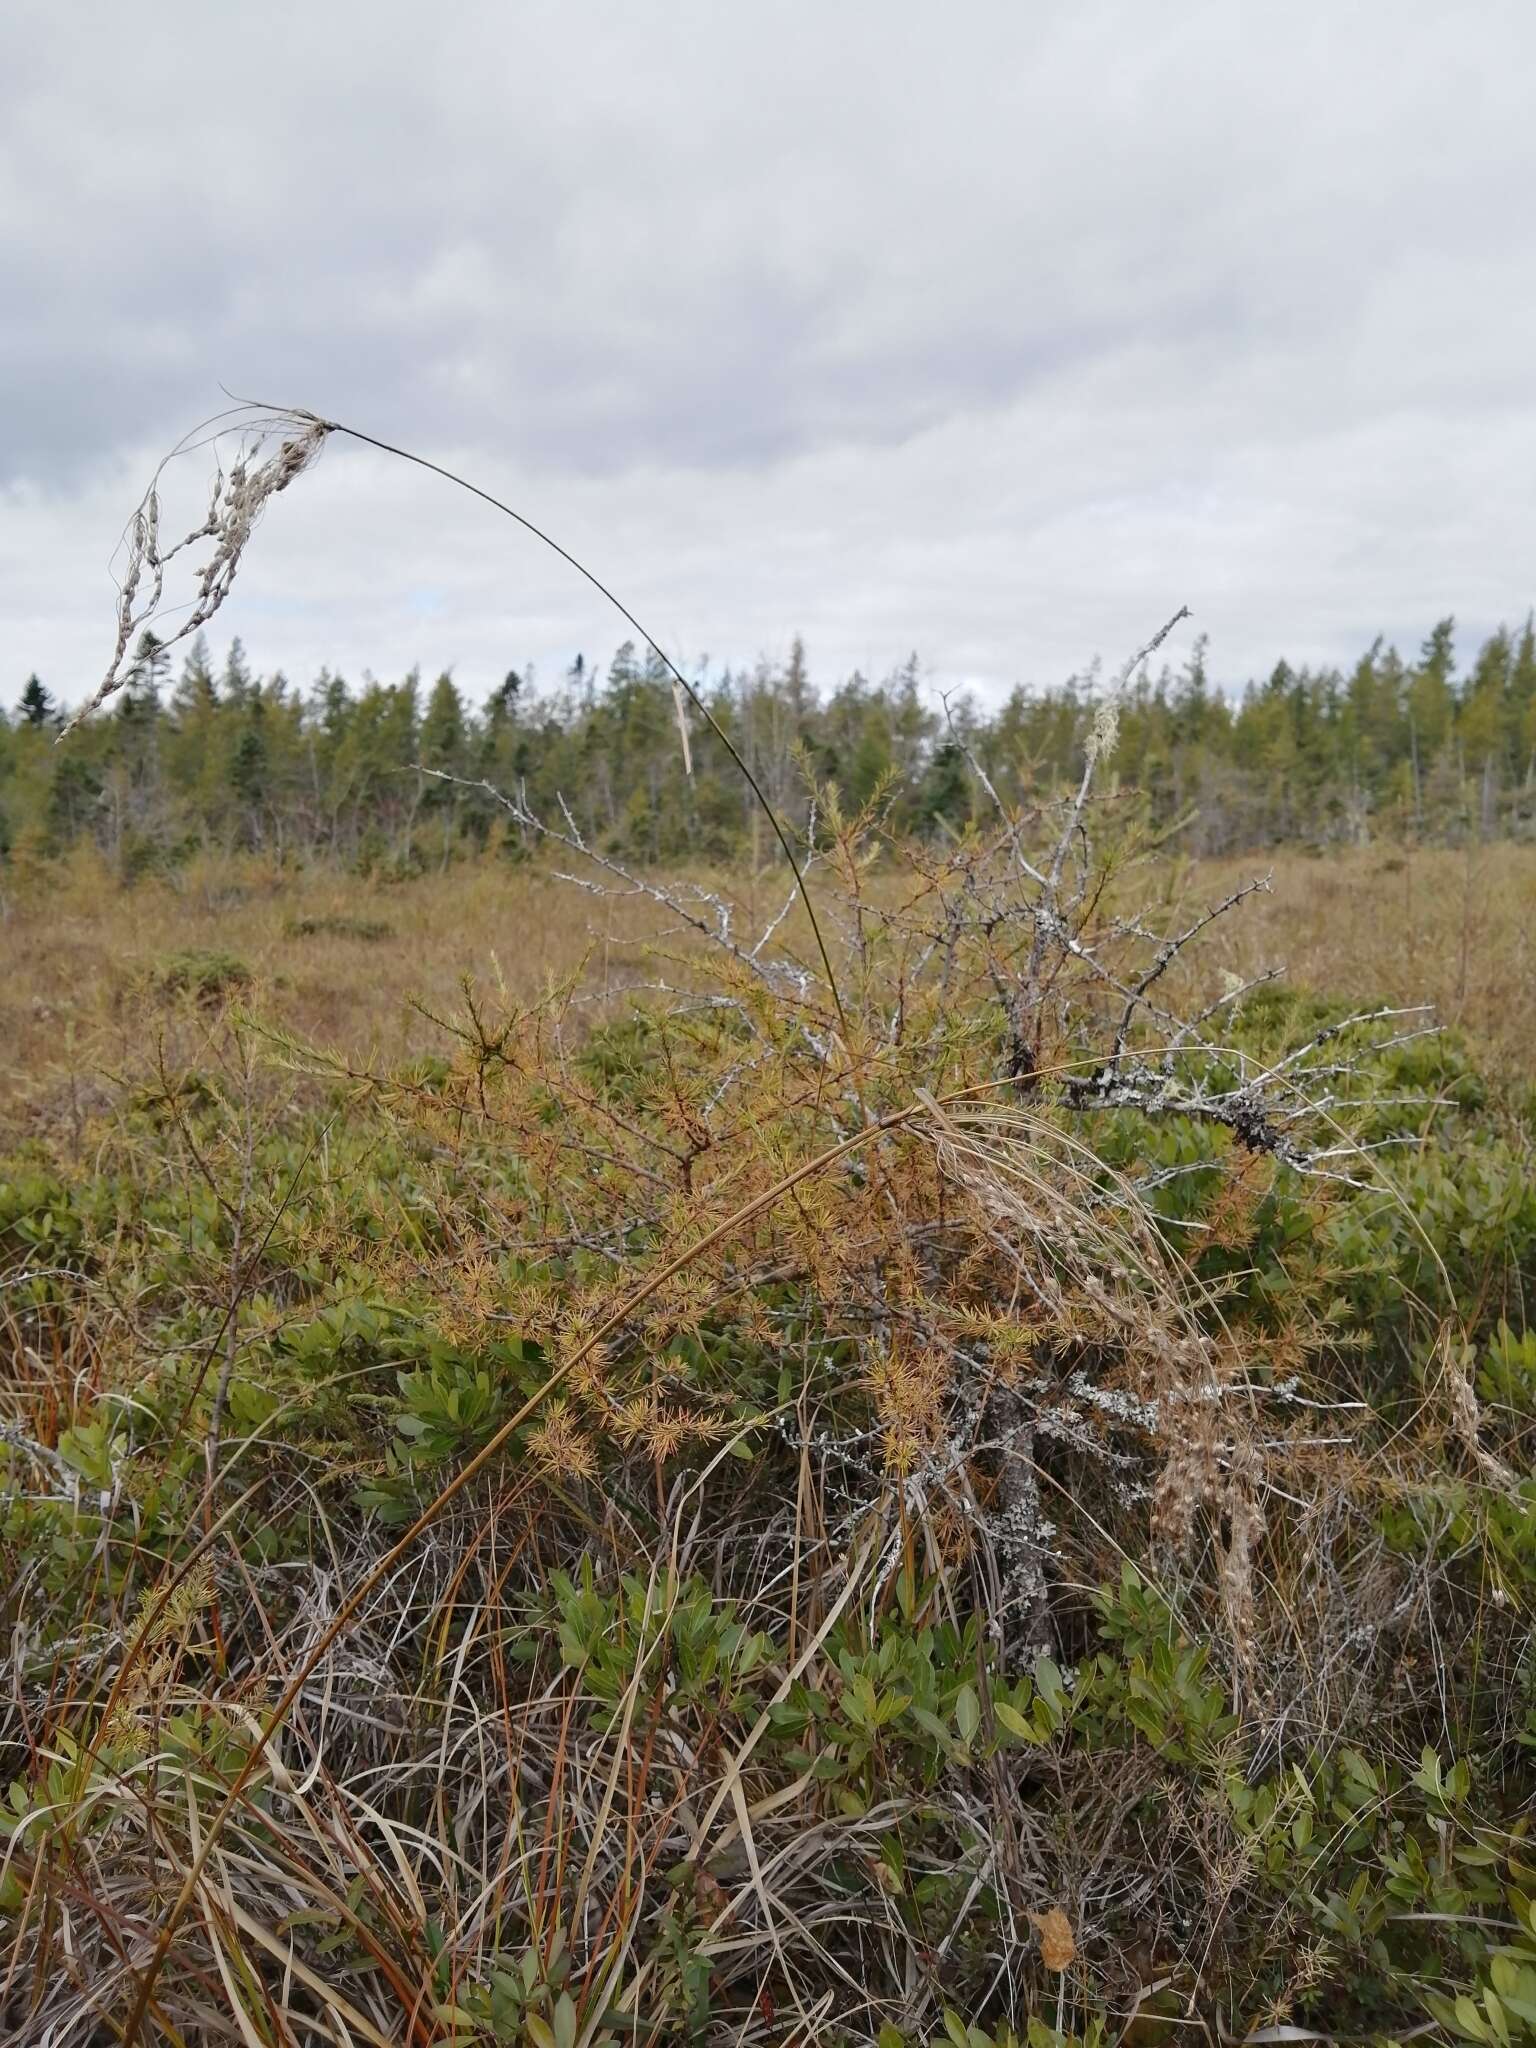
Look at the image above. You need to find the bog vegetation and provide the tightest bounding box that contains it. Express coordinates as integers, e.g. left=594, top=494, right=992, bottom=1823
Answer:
left=0, top=414, right=1533, bottom=2045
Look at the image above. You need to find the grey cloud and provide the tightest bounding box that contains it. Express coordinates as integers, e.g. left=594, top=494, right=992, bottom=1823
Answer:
left=3, top=0, right=1535, bottom=699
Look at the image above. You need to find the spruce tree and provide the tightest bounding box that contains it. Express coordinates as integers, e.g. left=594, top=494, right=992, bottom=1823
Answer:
left=18, top=675, right=54, bottom=727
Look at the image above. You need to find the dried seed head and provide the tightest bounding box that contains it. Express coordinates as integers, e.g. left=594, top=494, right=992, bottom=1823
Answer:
left=65, top=405, right=333, bottom=737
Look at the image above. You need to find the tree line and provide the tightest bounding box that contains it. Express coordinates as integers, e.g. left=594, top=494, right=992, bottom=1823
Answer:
left=5, top=614, right=1535, bottom=876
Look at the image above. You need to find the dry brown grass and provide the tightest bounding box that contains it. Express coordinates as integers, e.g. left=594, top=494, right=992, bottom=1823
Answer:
left=0, top=852, right=644, bottom=1132
left=1187, top=841, right=1536, bottom=1081
left=2, top=839, right=1532, bottom=1138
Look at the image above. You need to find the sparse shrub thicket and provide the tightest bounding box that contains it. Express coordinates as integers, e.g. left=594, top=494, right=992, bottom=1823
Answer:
left=0, top=412, right=1532, bottom=2044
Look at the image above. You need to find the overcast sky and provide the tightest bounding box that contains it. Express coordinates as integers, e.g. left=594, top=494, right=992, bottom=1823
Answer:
left=3, top=0, right=1535, bottom=710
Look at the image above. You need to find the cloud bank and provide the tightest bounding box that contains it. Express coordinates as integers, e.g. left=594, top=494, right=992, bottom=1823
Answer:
left=4, top=0, right=1534, bottom=703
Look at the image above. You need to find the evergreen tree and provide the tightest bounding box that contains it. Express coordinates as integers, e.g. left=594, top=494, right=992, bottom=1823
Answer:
left=421, top=672, right=467, bottom=772
left=18, top=675, right=54, bottom=727
left=45, top=752, right=103, bottom=849
left=173, top=635, right=218, bottom=714
left=222, top=637, right=254, bottom=708
left=230, top=698, right=269, bottom=848
left=488, top=671, right=523, bottom=727
left=1408, top=618, right=1457, bottom=758
left=5, top=618, right=1535, bottom=868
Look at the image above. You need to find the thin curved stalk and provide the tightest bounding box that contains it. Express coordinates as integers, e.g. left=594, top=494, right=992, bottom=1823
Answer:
left=327, top=420, right=851, bottom=1044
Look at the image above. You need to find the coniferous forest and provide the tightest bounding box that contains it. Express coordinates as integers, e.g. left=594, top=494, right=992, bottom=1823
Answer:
left=7, top=612, right=1536, bottom=877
